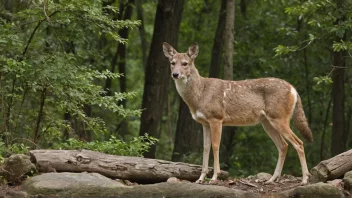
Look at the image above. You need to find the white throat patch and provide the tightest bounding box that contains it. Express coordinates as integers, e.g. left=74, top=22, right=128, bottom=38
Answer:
left=174, top=77, right=188, bottom=96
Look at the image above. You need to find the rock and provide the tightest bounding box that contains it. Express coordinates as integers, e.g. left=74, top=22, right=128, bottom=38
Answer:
left=5, top=190, right=28, bottom=198
left=253, top=172, right=272, bottom=181
left=21, top=172, right=127, bottom=196
left=20, top=172, right=258, bottom=198
left=289, top=182, right=343, bottom=197
left=167, top=177, right=180, bottom=182
left=327, top=179, right=343, bottom=190
left=343, top=170, right=352, bottom=192
left=3, top=154, right=36, bottom=183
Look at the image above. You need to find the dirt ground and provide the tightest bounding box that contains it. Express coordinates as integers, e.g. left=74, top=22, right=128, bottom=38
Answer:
left=210, top=175, right=303, bottom=194
left=0, top=184, right=20, bottom=197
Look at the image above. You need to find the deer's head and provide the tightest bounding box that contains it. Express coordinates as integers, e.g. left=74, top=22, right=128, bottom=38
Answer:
left=162, top=42, right=199, bottom=81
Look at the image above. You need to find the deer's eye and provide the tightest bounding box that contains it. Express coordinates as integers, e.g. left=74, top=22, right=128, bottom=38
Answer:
left=182, top=62, right=188, bottom=66
left=171, top=62, right=176, bottom=66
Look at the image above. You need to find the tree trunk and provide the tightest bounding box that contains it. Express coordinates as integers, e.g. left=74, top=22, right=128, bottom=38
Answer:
left=139, top=0, right=184, bottom=158
left=209, top=0, right=226, bottom=78
left=103, top=1, right=124, bottom=96
left=331, top=31, right=346, bottom=156
left=30, top=149, right=228, bottom=183
left=136, top=0, right=148, bottom=69
left=310, top=149, right=352, bottom=183
left=34, top=87, right=47, bottom=143
left=116, top=0, right=134, bottom=138
left=221, top=0, right=236, bottom=170
left=172, top=0, right=226, bottom=164
left=172, top=100, right=202, bottom=162
left=223, top=0, right=235, bottom=81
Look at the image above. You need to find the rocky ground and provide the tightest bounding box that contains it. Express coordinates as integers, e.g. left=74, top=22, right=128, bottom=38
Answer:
left=1, top=152, right=351, bottom=197
left=0, top=172, right=349, bottom=198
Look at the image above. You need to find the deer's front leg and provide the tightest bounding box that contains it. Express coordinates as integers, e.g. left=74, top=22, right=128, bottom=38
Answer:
left=196, top=125, right=211, bottom=184
left=209, top=120, right=222, bottom=182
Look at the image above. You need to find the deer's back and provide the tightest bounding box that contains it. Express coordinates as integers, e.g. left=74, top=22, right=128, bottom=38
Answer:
left=195, top=77, right=296, bottom=126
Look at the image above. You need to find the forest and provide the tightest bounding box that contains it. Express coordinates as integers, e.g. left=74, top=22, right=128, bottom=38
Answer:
left=0, top=0, right=351, bottom=180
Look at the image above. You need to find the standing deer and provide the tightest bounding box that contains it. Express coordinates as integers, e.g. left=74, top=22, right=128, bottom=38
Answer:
left=163, top=42, right=313, bottom=185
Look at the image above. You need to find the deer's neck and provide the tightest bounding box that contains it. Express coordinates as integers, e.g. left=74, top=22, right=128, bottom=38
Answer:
left=174, top=67, right=203, bottom=111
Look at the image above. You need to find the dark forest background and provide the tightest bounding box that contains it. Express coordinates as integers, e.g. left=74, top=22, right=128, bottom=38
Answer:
left=0, top=0, right=351, bottom=178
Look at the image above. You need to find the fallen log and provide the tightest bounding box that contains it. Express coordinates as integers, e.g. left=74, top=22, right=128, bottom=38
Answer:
left=310, top=149, right=352, bottom=183
left=29, top=149, right=228, bottom=183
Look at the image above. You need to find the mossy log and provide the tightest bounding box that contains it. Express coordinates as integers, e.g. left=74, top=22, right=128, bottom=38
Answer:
left=29, top=149, right=228, bottom=183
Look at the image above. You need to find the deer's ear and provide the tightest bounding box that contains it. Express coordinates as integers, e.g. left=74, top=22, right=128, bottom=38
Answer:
left=187, top=42, right=199, bottom=60
left=163, top=42, right=177, bottom=60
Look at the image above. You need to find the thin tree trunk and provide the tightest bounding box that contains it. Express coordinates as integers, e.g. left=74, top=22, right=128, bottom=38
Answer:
left=320, top=95, right=332, bottom=161
left=331, top=28, right=346, bottom=156
left=221, top=0, right=236, bottom=170
left=34, top=87, right=47, bottom=143
left=136, top=0, right=148, bottom=69
left=81, top=105, right=92, bottom=141
left=116, top=0, right=134, bottom=138
left=0, top=71, right=6, bottom=145
left=4, top=78, right=16, bottom=145
left=172, top=100, right=202, bottom=162
left=209, top=0, right=226, bottom=78
left=303, top=48, right=312, bottom=124
left=104, top=2, right=124, bottom=96
left=223, top=0, right=235, bottom=80
left=63, top=112, right=71, bottom=140
left=139, top=0, right=185, bottom=159
left=172, top=0, right=227, bottom=163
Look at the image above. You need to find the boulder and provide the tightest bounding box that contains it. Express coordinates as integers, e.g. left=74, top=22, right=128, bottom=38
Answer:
left=289, top=182, right=343, bottom=197
left=343, top=170, right=352, bottom=192
left=21, top=172, right=258, bottom=198
left=2, top=154, right=36, bottom=183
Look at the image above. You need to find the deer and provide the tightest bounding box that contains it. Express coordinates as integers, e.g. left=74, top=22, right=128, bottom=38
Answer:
left=162, top=42, right=313, bottom=185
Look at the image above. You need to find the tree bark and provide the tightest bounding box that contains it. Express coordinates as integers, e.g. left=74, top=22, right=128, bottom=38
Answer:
left=116, top=0, right=134, bottom=138
left=172, top=0, right=227, bottom=164
left=139, top=0, right=184, bottom=158
left=103, top=1, right=125, bottom=96
left=172, top=100, right=202, bottom=162
left=34, top=87, right=47, bottom=143
left=223, top=0, right=235, bottom=81
left=29, top=149, right=228, bottom=183
left=310, top=149, right=352, bottom=183
left=209, top=0, right=226, bottom=78
left=136, top=0, right=148, bottom=69
left=221, top=0, right=236, bottom=170
left=331, top=33, right=346, bottom=156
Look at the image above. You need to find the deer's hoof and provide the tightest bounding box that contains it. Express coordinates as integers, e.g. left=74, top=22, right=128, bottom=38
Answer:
left=195, top=179, right=203, bottom=184
left=265, top=180, right=275, bottom=185
left=209, top=179, right=219, bottom=185
left=300, top=180, right=308, bottom=185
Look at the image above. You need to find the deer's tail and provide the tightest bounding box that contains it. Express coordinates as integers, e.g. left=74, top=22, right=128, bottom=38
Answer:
left=292, top=94, right=313, bottom=143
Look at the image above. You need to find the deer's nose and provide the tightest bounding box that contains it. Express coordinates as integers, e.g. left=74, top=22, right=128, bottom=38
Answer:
left=172, top=72, right=179, bottom=79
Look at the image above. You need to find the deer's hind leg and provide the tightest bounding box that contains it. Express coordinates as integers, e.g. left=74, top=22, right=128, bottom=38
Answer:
left=267, top=118, right=310, bottom=185
left=261, top=118, right=288, bottom=183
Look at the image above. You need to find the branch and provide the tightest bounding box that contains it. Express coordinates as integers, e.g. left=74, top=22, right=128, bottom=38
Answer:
left=42, top=0, right=52, bottom=25
left=21, top=10, right=59, bottom=58
left=11, top=138, right=41, bottom=149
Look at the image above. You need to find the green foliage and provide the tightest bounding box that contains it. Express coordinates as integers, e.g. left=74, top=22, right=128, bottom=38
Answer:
left=313, top=76, right=333, bottom=92
left=0, top=0, right=140, bottom=146
left=0, top=141, right=30, bottom=163
left=53, top=134, right=158, bottom=157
